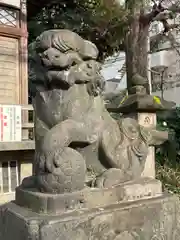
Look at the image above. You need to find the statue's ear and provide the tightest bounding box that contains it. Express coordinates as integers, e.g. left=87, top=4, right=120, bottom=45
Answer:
left=148, top=129, right=169, bottom=146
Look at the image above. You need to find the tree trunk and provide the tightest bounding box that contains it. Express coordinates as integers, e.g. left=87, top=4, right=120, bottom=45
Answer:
left=125, top=0, right=150, bottom=94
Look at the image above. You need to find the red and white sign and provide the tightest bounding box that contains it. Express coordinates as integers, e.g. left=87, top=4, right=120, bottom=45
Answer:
left=0, top=105, right=21, bottom=142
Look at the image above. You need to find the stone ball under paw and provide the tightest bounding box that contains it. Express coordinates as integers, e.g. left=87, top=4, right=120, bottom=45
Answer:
left=37, top=147, right=86, bottom=194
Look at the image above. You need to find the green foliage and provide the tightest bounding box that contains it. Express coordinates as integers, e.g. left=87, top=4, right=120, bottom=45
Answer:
left=157, top=108, right=180, bottom=163
left=164, top=108, right=180, bottom=147
left=156, top=108, right=180, bottom=197
left=156, top=161, right=180, bottom=195
left=28, top=0, right=129, bottom=60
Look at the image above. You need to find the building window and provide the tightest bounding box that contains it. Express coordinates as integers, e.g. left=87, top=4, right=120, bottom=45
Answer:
left=0, top=160, right=19, bottom=193
left=0, top=6, right=19, bottom=28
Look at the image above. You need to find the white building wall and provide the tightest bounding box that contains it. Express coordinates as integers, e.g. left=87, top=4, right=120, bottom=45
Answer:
left=102, top=49, right=180, bottom=106
left=153, top=87, right=180, bottom=106
left=101, top=52, right=127, bottom=90
left=101, top=1, right=180, bottom=105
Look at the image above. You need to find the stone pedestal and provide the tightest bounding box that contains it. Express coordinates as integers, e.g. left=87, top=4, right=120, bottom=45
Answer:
left=15, top=178, right=162, bottom=214
left=0, top=178, right=180, bottom=240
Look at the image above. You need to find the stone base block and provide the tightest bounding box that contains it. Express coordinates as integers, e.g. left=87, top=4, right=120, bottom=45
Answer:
left=15, top=177, right=162, bottom=214
left=0, top=193, right=180, bottom=240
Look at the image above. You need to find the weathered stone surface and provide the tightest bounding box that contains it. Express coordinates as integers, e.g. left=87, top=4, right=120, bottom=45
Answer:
left=0, top=193, right=180, bottom=240
left=26, top=29, right=170, bottom=194
left=5, top=29, right=175, bottom=240
left=127, top=112, right=157, bottom=179
left=15, top=178, right=162, bottom=214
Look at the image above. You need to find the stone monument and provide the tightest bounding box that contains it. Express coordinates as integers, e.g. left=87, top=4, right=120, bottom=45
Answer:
left=107, top=75, right=175, bottom=179
left=0, top=29, right=180, bottom=240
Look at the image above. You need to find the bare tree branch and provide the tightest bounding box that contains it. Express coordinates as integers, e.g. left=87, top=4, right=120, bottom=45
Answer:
left=142, top=2, right=166, bottom=23
left=142, top=0, right=180, bottom=25
left=165, top=31, right=180, bottom=56
left=153, top=11, right=172, bottom=21
left=150, top=23, right=180, bottom=47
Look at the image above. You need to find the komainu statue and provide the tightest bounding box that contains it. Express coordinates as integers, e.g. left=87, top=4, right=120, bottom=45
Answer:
left=26, top=29, right=168, bottom=194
